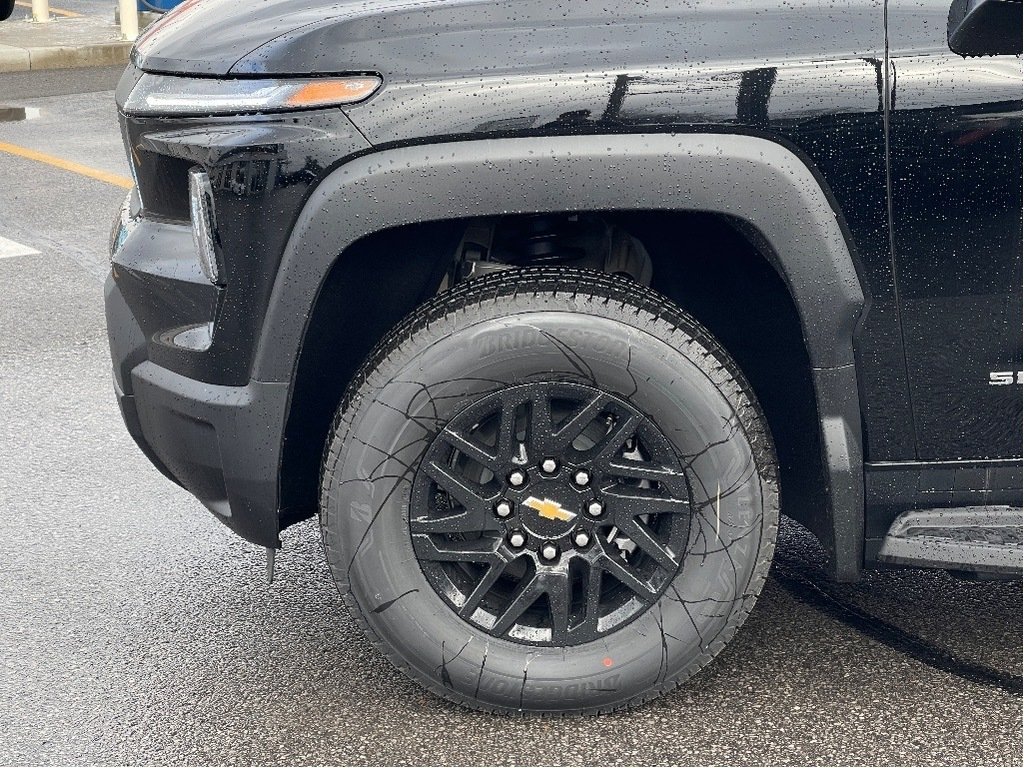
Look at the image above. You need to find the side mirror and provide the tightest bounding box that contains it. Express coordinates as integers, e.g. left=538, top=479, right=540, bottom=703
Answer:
left=948, top=0, right=1023, bottom=56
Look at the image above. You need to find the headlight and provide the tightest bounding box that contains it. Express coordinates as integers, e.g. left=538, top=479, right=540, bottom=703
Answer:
left=123, top=73, right=382, bottom=117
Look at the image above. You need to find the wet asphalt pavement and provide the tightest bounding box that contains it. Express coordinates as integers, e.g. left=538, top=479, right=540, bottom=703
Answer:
left=0, top=67, right=1021, bottom=766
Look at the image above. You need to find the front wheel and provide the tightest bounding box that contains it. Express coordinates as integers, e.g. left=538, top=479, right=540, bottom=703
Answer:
left=320, top=268, right=778, bottom=714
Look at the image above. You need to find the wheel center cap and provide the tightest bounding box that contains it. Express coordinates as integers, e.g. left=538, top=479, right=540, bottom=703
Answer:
left=517, top=483, right=581, bottom=538
left=523, top=496, right=575, bottom=522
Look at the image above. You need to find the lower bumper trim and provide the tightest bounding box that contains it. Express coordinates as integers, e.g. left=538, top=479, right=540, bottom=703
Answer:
left=125, top=361, right=289, bottom=547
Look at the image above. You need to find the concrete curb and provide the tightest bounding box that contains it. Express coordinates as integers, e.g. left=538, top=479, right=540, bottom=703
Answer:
left=0, top=40, right=132, bottom=73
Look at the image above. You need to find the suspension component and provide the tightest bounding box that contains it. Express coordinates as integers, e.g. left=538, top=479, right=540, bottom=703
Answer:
left=447, top=214, right=654, bottom=289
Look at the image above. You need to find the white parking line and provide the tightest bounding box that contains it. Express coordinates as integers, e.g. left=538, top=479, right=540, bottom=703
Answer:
left=0, top=235, right=41, bottom=260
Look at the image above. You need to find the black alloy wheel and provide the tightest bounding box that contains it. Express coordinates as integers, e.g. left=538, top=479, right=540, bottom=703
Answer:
left=411, top=381, right=691, bottom=646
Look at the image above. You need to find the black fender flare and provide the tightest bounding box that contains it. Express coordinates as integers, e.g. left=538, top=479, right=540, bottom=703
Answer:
left=259, top=133, right=866, bottom=580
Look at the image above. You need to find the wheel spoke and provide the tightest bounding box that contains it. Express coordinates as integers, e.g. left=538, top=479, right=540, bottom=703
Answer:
left=409, top=507, right=498, bottom=534
left=588, top=412, right=641, bottom=461
left=549, top=394, right=607, bottom=452
left=439, top=427, right=500, bottom=472
left=563, top=563, right=603, bottom=643
left=600, top=457, right=688, bottom=489
left=422, top=459, right=494, bottom=513
left=459, top=557, right=510, bottom=618
left=597, top=550, right=659, bottom=601
left=411, top=533, right=499, bottom=563
left=495, top=401, right=521, bottom=463
left=491, top=572, right=545, bottom=636
left=577, top=564, right=603, bottom=637
left=525, top=395, right=554, bottom=455
left=602, top=486, right=691, bottom=518
left=540, top=570, right=572, bottom=644
left=617, top=517, right=681, bottom=571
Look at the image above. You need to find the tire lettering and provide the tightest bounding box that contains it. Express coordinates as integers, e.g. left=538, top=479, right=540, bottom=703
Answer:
left=477, top=328, right=628, bottom=359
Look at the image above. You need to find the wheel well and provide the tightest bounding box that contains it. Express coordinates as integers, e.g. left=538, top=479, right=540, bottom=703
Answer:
left=280, top=211, right=827, bottom=543
left=614, top=212, right=827, bottom=540
left=278, top=220, right=462, bottom=527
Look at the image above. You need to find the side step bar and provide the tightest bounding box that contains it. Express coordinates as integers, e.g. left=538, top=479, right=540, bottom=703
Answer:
left=877, top=506, right=1022, bottom=576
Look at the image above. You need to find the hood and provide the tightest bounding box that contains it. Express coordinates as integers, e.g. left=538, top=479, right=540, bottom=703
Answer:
left=134, top=0, right=575, bottom=77
left=134, top=0, right=487, bottom=76
left=131, top=0, right=751, bottom=80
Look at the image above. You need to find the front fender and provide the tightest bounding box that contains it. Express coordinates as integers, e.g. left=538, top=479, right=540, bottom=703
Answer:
left=260, top=133, right=866, bottom=579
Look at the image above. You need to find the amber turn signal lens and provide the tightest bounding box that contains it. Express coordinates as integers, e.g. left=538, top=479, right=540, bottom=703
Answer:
left=284, top=78, right=382, bottom=108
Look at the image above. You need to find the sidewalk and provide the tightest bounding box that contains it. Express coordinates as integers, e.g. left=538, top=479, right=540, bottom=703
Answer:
left=0, top=1, right=137, bottom=72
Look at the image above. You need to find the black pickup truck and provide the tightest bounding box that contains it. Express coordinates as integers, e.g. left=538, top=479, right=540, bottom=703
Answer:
left=106, top=0, right=1023, bottom=713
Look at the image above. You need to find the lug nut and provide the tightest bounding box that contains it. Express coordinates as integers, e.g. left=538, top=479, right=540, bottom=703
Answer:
left=587, top=501, right=603, bottom=517
left=540, top=458, right=558, bottom=474
left=574, top=531, right=591, bottom=547
left=540, top=543, right=559, bottom=561
left=495, top=500, right=512, bottom=518
left=573, top=469, right=591, bottom=487
left=508, top=531, right=526, bottom=548
left=508, top=470, right=527, bottom=487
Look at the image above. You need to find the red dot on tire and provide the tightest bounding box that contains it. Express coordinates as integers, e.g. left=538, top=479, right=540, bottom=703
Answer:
left=602, top=657, right=613, bottom=667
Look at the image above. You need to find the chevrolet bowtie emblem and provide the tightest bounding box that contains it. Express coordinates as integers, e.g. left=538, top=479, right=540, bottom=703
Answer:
left=523, top=496, right=577, bottom=523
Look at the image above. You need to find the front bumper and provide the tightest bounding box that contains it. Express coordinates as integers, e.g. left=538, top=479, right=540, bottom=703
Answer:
left=106, top=272, right=289, bottom=547
left=105, top=85, right=371, bottom=545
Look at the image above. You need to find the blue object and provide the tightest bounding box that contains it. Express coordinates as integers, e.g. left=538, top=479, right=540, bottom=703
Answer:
left=138, top=0, right=184, bottom=12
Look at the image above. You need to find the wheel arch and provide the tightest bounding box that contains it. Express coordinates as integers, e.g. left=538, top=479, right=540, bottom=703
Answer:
left=267, top=133, right=866, bottom=580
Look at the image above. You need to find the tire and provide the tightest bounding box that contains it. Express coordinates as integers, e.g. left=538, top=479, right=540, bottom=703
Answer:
left=320, top=268, right=778, bottom=714
left=0, top=0, right=15, bottom=21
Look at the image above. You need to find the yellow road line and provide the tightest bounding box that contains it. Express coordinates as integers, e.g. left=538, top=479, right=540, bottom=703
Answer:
left=0, top=141, right=133, bottom=189
left=13, top=1, right=82, bottom=17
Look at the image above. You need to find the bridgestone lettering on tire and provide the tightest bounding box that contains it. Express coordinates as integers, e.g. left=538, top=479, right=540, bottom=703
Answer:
left=320, top=268, right=779, bottom=714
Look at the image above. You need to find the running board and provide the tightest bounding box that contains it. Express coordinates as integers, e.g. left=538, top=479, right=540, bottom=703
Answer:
left=877, top=506, right=1022, bottom=575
